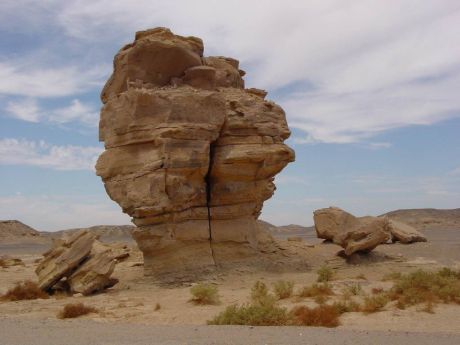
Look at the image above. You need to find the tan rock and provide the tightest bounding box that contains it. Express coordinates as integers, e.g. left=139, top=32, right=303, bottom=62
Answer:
left=68, top=249, right=118, bottom=296
left=314, top=207, right=391, bottom=255
left=96, top=27, right=294, bottom=278
left=35, top=231, right=95, bottom=290
left=387, top=219, right=427, bottom=244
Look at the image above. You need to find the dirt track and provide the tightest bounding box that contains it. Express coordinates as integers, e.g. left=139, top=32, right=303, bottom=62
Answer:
left=1, top=317, right=460, bottom=345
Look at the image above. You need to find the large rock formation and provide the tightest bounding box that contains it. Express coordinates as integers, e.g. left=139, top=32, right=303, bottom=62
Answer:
left=95, top=28, right=295, bottom=278
left=314, top=207, right=391, bottom=255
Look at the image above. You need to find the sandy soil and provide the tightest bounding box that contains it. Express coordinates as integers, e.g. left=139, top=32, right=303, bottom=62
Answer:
left=1, top=228, right=460, bottom=344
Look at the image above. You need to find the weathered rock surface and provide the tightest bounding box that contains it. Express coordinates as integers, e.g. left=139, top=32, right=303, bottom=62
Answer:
left=36, top=231, right=95, bottom=290
left=68, top=249, right=118, bottom=295
left=314, top=207, right=391, bottom=255
left=35, top=231, right=119, bottom=294
left=96, top=27, right=294, bottom=277
left=387, top=219, right=427, bottom=244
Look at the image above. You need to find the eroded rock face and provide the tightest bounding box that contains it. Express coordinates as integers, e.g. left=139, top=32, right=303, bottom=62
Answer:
left=96, top=28, right=295, bottom=277
left=35, top=231, right=119, bottom=294
left=314, top=207, right=391, bottom=255
left=387, top=219, right=427, bottom=244
left=36, top=231, right=95, bottom=290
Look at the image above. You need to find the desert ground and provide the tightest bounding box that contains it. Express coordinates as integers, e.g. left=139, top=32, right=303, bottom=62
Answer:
left=1, top=212, right=460, bottom=344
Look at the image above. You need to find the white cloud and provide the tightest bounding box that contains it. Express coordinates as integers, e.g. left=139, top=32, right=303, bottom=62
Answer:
left=1, top=1, right=460, bottom=143
left=0, top=138, right=102, bottom=170
left=0, top=61, right=106, bottom=98
left=0, top=194, right=131, bottom=231
left=4, top=98, right=98, bottom=126
left=6, top=98, right=40, bottom=122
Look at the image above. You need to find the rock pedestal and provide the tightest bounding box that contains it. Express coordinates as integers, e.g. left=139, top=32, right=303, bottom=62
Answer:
left=96, top=28, right=295, bottom=278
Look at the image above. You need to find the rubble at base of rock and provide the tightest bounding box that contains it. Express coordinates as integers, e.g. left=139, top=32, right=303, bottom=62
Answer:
left=95, top=27, right=295, bottom=277
left=35, top=230, right=119, bottom=295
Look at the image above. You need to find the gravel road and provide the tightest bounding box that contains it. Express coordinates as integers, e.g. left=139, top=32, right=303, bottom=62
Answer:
left=1, top=317, right=460, bottom=345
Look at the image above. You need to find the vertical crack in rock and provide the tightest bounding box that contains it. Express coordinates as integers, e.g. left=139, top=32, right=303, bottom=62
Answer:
left=205, top=141, right=217, bottom=266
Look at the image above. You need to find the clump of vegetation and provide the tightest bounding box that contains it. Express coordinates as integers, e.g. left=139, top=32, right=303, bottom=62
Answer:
left=208, top=302, right=289, bottom=326
left=388, top=269, right=460, bottom=309
left=317, top=266, right=334, bottom=282
left=361, top=293, right=389, bottom=314
left=345, top=283, right=362, bottom=296
left=289, top=305, right=340, bottom=327
left=371, top=287, right=384, bottom=294
left=0, top=258, right=5, bottom=268
left=190, top=283, right=220, bottom=305
left=58, top=303, right=98, bottom=319
left=299, top=283, right=334, bottom=298
left=154, top=303, right=161, bottom=311
left=273, top=280, right=294, bottom=300
left=1, top=281, right=48, bottom=301
left=209, top=281, right=287, bottom=326
left=250, top=281, right=277, bottom=306
left=332, top=300, right=360, bottom=314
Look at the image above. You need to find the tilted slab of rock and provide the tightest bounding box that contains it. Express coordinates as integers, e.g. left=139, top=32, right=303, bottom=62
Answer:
left=314, top=207, right=391, bottom=255
left=68, top=248, right=118, bottom=295
left=36, top=231, right=119, bottom=294
left=96, top=28, right=295, bottom=277
left=387, top=219, right=427, bottom=244
left=36, top=231, right=95, bottom=290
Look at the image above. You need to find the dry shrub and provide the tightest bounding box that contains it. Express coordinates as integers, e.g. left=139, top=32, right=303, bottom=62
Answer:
left=0, top=258, right=5, bottom=268
left=250, top=281, right=277, bottom=306
left=1, top=281, right=48, bottom=301
left=208, top=302, right=289, bottom=326
left=355, top=273, right=367, bottom=280
left=190, top=283, right=220, bottom=305
left=299, top=283, right=334, bottom=298
left=317, top=266, right=334, bottom=283
left=333, top=300, right=360, bottom=314
left=388, top=269, right=460, bottom=309
left=382, top=272, right=402, bottom=281
left=273, top=280, right=294, bottom=299
left=346, top=283, right=362, bottom=296
left=361, top=294, right=389, bottom=314
left=290, top=305, right=340, bottom=327
left=154, top=303, right=161, bottom=311
left=58, top=303, right=98, bottom=319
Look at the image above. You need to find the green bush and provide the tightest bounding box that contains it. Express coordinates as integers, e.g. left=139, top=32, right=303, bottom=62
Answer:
left=273, top=280, right=294, bottom=299
left=190, top=283, right=220, bottom=305
left=317, top=266, right=334, bottom=282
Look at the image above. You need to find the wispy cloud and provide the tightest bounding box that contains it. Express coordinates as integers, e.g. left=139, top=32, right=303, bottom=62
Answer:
left=1, top=1, right=460, bottom=143
left=5, top=98, right=98, bottom=126
left=0, top=138, right=102, bottom=170
left=6, top=98, right=40, bottom=122
left=0, top=61, right=106, bottom=98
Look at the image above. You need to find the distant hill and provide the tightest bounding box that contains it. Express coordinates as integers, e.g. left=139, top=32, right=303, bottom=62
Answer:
left=258, top=220, right=314, bottom=239
left=43, top=225, right=135, bottom=242
left=382, top=208, right=460, bottom=230
left=0, top=220, right=49, bottom=244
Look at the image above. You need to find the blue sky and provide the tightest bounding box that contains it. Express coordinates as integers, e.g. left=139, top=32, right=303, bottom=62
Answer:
left=0, top=1, right=459, bottom=230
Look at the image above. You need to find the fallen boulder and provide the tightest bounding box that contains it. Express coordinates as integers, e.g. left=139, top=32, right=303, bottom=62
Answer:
left=35, top=230, right=119, bottom=294
left=387, top=219, right=427, bottom=244
left=68, top=250, right=118, bottom=295
left=314, top=207, right=390, bottom=255
left=36, top=231, right=95, bottom=290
